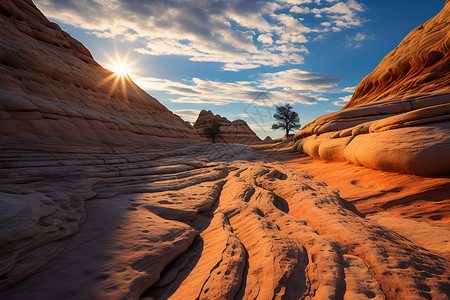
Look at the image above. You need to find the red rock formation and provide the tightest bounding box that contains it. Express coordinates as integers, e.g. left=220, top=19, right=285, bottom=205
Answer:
left=193, top=110, right=262, bottom=144
left=294, top=2, right=450, bottom=176
left=0, top=0, right=197, bottom=295
left=263, top=136, right=274, bottom=143
left=0, top=0, right=199, bottom=148
left=2, top=1, right=450, bottom=299
left=346, top=2, right=450, bottom=108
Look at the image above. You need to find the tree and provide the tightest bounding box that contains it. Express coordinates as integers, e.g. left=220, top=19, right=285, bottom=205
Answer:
left=203, top=122, right=222, bottom=143
left=272, top=104, right=301, bottom=137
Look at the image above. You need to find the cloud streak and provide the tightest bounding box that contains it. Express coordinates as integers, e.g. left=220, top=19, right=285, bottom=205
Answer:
left=35, top=0, right=366, bottom=70
left=134, top=68, right=352, bottom=106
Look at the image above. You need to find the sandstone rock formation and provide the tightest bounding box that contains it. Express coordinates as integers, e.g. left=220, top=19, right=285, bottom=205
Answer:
left=294, top=2, right=450, bottom=176
left=193, top=110, right=262, bottom=144
left=0, top=0, right=197, bottom=294
left=263, top=136, right=274, bottom=143
left=1, top=0, right=450, bottom=299
left=1, top=143, right=449, bottom=299
left=0, top=0, right=199, bottom=148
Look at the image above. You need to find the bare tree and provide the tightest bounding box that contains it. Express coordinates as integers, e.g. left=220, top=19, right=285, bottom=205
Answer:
left=272, top=104, right=301, bottom=137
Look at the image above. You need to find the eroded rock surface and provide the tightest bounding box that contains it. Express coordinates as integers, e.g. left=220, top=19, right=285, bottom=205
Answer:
left=1, top=1, right=449, bottom=299
left=294, top=2, right=450, bottom=176
left=193, top=110, right=262, bottom=144
left=1, top=143, right=449, bottom=300
left=0, top=0, right=199, bottom=147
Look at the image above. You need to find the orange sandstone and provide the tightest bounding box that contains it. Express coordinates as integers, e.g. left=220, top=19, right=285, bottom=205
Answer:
left=294, top=2, right=450, bottom=176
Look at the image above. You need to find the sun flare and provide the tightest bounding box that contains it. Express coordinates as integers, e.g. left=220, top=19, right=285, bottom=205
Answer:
left=101, top=51, right=141, bottom=99
left=110, top=61, right=131, bottom=77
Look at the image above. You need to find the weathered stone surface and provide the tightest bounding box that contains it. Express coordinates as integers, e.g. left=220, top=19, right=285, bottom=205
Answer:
left=193, top=110, right=262, bottom=144
left=0, top=143, right=245, bottom=298
left=0, top=0, right=200, bottom=148
left=1, top=1, right=449, bottom=299
left=2, top=143, right=449, bottom=300
left=294, top=2, right=450, bottom=176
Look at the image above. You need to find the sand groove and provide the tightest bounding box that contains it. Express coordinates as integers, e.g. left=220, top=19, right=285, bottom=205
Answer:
left=1, top=143, right=449, bottom=299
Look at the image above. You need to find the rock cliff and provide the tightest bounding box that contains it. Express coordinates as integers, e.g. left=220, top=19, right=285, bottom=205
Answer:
left=0, top=0, right=199, bottom=148
left=193, top=110, right=262, bottom=144
left=294, top=1, right=450, bottom=176
left=0, top=0, right=198, bottom=293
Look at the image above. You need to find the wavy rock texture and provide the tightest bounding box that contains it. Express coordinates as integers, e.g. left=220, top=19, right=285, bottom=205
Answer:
left=193, top=110, right=262, bottom=144
left=0, top=0, right=199, bottom=147
left=1, top=143, right=449, bottom=300
left=294, top=2, right=450, bottom=176
left=1, top=1, right=449, bottom=299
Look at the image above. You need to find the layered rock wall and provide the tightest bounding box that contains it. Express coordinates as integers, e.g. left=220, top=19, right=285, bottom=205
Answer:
left=0, top=0, right=198, bottom=294
left=193, top=110, right=261, bottom=144
left=0, top=0, right=199, bottom=148
left=294, top=2, right=450, bottom=176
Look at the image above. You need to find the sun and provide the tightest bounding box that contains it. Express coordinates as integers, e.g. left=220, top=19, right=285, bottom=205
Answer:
left=110, top=61, right=131, bottom=77
left=100, top=50, right=141, bottom=99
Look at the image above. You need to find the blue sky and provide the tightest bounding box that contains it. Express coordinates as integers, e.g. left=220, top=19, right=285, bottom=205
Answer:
left=34, top=0, right=445, bottom=139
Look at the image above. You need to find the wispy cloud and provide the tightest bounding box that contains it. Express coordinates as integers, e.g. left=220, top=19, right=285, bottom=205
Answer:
left=134, top=67, right=353, bottom=106
left=333, top=94, right=352, bottom=106
left=172, top=109, right=202, bottom=123
left=342, top=86, right=356, bottom=92
left=258, top=68, right=342, bottom=93
left=35, top=0, right=366, bottom=71
left=345, top=32, right=373, bottom=48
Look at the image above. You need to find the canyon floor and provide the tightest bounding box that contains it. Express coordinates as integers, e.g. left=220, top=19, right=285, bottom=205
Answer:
left=1, top=142, right=449, bottom=299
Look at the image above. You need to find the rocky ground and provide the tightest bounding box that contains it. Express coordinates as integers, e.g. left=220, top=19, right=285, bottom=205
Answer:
left=1, top=1, right=449, bottom=299
left=1, top=142, right=448, bottom=300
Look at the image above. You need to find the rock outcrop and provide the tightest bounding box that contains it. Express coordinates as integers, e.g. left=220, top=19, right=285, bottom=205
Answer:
left=294, top=2, right=450, bottom=176
left=0, top=0, right=199, bottom=148
left=2, top=1, right=450, bottom=299
left=0, top=0, right=197, bottom=294
left=2, top=143, right=449, bottom=299
left=193, top=110, right=262, bottom=144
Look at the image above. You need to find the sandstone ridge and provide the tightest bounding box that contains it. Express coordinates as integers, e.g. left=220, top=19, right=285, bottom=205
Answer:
left=193, top=109, right=262, bottom=144
left=294, top=2, right=450, bottom=176
left=1, top=1, right=449, bottom=299
left=2, top=144, right=449, bottom=299
left=0, top=0, right=199, bottom=148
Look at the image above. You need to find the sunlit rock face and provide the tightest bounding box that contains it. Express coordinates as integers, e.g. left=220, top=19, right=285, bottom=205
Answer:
left=2, top=144, right=450, bottom=300
left=2, top=1, right=450, bottom=299
left=294, top=2, right=450, bottom=176
left=193, top=110, right=262, bottom=144
left=0, top=0, right=199, bottom=148
left=0, top=0, right=198, bottom=295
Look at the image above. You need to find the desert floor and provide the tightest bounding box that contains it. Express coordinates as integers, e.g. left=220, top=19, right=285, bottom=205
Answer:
left=1, top=142, right=449, bottom=299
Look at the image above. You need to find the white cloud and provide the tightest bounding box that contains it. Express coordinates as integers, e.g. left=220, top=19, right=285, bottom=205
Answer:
left=133, top=70, right=341, bottom=106
left=34, top=0, right=365, bottom=71
left=278, top=0, right=313, bottom=4
left=342, top=86, right=356, bottom=92
left=288, top=0, right=366, bottom=30
left=333, top=94, right=352, bottom=106
left=290, top=6, right=311, bottom=14
left=130, top=64, right=355, bottom=109
left=345, top=32, right=373, bottom=48
left=172, top=109, right=202, bottom=123
left=313, top=34, right=324, bottom=41
left=274, top=44, right=309, bottom=54
left=258, top=33, right=274, bottom=44
left=258, top=68, right=342, bottom=93
left=353, top=32, right=367, bottom=41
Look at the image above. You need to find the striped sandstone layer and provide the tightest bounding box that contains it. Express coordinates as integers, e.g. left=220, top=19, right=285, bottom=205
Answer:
left=294, top=2, right=450, bottom=176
